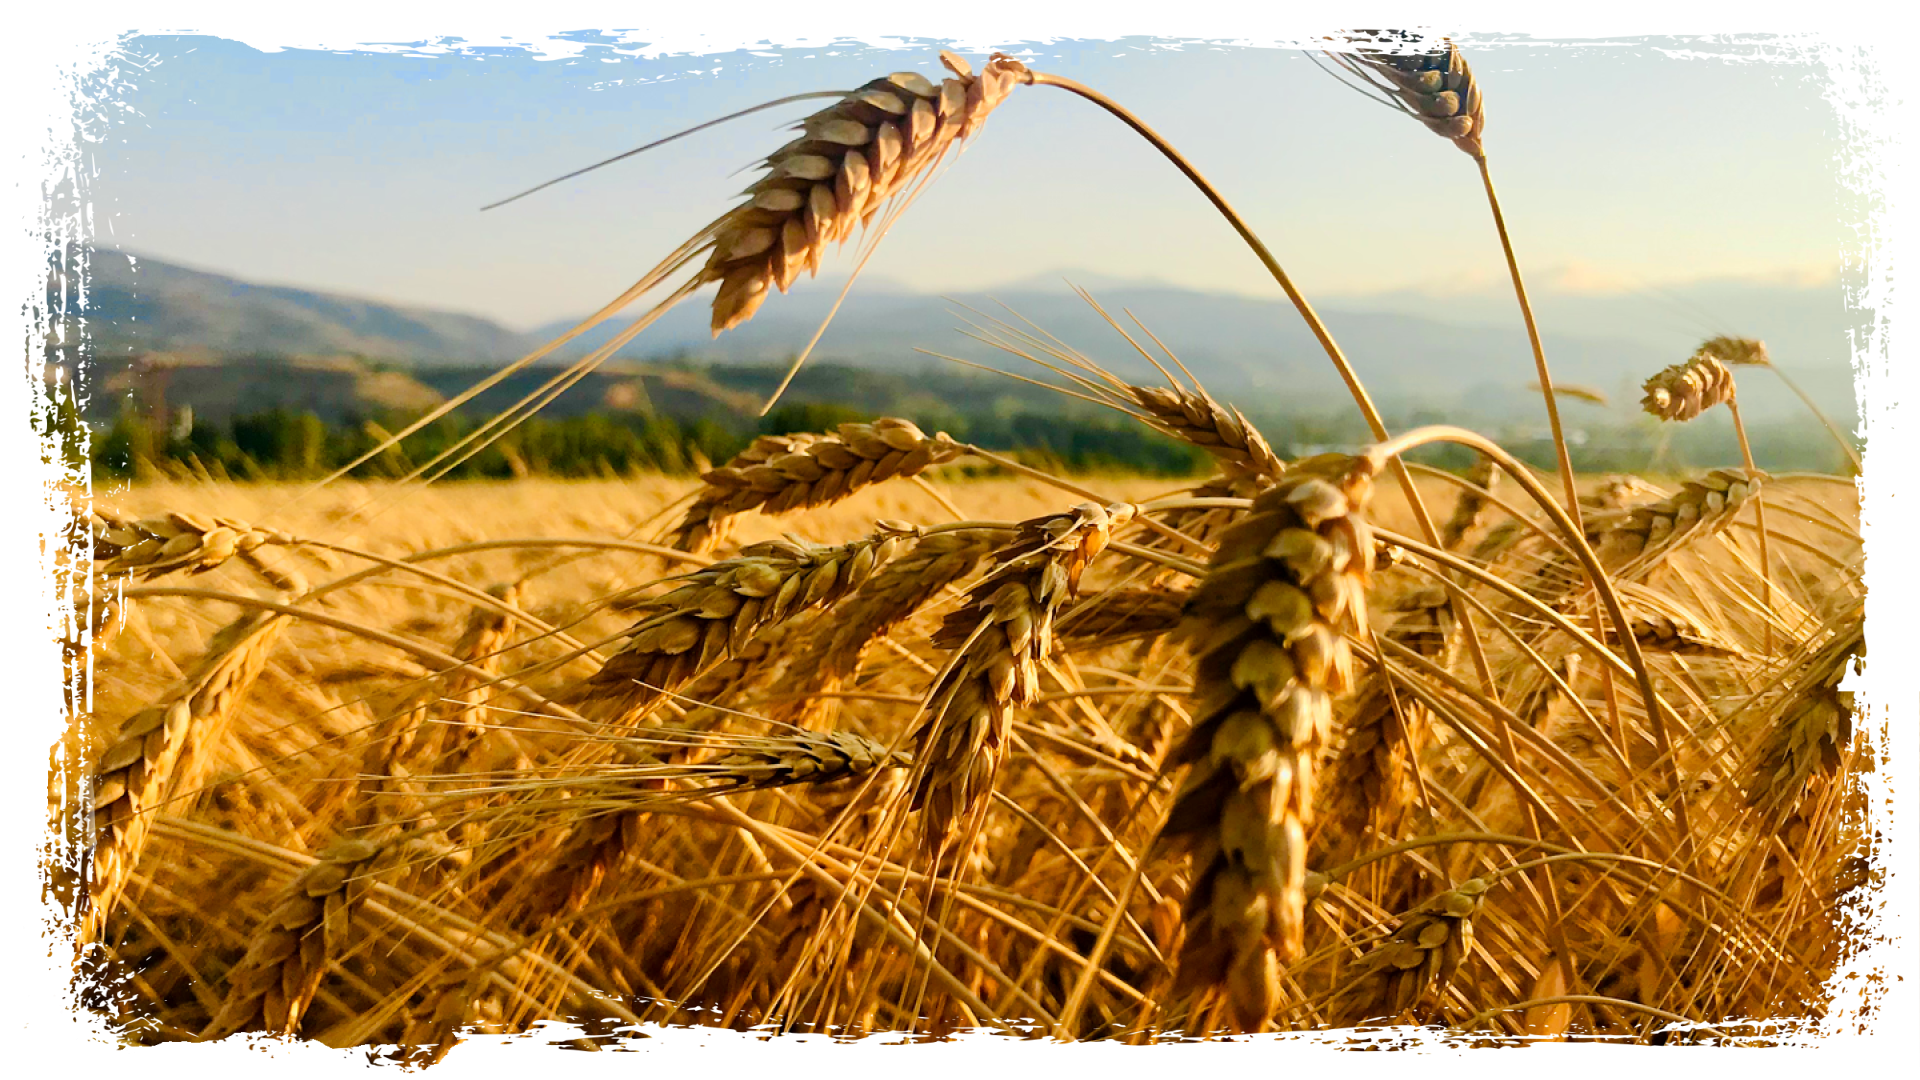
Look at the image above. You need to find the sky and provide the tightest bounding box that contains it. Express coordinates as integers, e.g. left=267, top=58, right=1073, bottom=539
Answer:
left=85, top=32, right=1854, bottom=331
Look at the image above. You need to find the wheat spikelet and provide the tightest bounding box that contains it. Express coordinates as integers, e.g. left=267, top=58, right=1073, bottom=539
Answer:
left=1338, top=878, right=1489, bottom=1022
left=1752, top=623, right=1863, bottom=814
left=202, top=837, right=385, bottom=1038
left=1158, top=454, right=1375, bottom=1032
left=911, top=502, right=1132, bottom=861
left=1641, top=352, right=1737, bottom=422
left=1342, top=34, right=1486, bottom=158
left=703, top=52, right=1028, bottom=333
left=1441, top=453, right=1499, bottom=550
left=90, top=507, right=307, bottom=588
left=580, top=532, right=906, bottom=724
left=83, top=610, right=287, bottom=945
left=667, top=419, right=963, bottom=552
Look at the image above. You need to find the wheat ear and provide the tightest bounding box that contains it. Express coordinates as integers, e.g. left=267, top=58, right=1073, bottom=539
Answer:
left=667, top=419, right=963, bottom=552
left=91, top=507, right=308, bottom=589
left=910, top=502, right=1131, bottom=861
left=83, top=609, right=287, bottom=945
left=578, top=532, right=906, bottom=725
left=202, top=837, right=385, bottom=1038
left=1338, top=877, right=1489, bottom=1022
left=705, top=51, right=1028, bottom=335
left=1641, top=353, right=1737, bottom=422
left=1159, top=454, right=1375, bottom=1032
left=1751, top=622, right=1863, bottom=815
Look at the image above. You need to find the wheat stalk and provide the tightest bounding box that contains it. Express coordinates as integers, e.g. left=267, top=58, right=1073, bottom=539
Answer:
left=667, top=419, right=963, bottom=552
left=1158, top=454, right=1376, bottom=1032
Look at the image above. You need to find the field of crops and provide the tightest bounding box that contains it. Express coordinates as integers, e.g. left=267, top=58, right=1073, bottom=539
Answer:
left=52, top=37, right=1872, bottom=1053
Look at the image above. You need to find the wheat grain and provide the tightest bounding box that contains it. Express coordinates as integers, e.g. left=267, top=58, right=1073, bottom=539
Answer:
left=1158, top=454, right=1375, bottom=1032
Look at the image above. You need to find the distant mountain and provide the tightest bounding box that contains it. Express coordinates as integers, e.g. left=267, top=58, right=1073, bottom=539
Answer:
left=73, top=252, right=1858, bottom=424
left=80, top=251, right=540, bottom=363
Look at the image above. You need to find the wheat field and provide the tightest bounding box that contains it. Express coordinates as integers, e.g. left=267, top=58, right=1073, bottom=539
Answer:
left=51, top=38, right=1872, bottom=1054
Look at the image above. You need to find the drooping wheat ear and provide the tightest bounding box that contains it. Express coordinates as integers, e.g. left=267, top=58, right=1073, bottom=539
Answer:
left=810, top=526, right=1011, bottom=680
left=202, top=836, right=385, bottom=1038
left=692, top=730, right=913, bottom=791
left=580, top=532, right=906, bottom=724
left=1584, top=467, right=1765, bottom=570
left=83, top=610, right=287, bottom=945
left=1338, top=878, right=1489, bottom=1023
left=911, top=502, right=1133, bottom=861
left=1158, top=454, right=1375, bottom=1033
left=1699, top=335, right=1771, bottom=367
left=1621, top=585, right=1741, bottom=657
left=1640, top=353, right=1737, bottom=422
left=1441, top=452, right=1499, bottom=550
left=90, top=507, right=308, bottom=590
left=704, top=51, right=1029, bottom=333
left=1339, top=34, right=1486, bottom=158
left=1751, top=622, right=1863, bottom=814
left=667, top=419, right=964, bottom=552
left=1127, top=385, right=1286, bottom=481
left=1318, top=588, right=1449, bottom=858
left=440, top=583, right=522, bottom=762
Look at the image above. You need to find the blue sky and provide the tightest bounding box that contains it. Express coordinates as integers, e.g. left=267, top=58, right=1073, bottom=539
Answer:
left=89, top=33, right=1852, bottom=329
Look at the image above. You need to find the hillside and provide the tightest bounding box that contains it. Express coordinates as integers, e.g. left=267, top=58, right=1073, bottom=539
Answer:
left=71, top=251, right=1860, bottom=425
